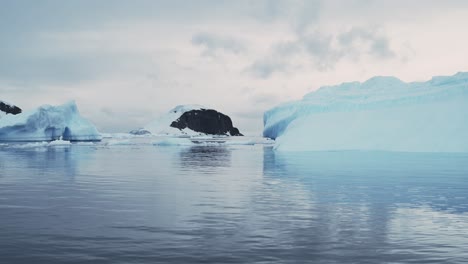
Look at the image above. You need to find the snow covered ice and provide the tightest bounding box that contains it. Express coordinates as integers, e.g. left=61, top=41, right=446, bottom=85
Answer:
left=0, top=101, right=102, bottom=142
left=264, top=72, right=468, bottom=152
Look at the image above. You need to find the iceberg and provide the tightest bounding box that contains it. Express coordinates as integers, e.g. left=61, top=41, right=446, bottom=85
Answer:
left=264, top=72, right=468, bottom=152
left=0, top=101, right=102, bottom=142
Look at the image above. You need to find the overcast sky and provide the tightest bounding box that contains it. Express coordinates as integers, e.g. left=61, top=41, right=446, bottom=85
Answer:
left=2, top=0, right=468, bottom=134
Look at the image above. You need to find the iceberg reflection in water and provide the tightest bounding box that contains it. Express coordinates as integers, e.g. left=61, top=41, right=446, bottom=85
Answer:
left=1, top=142, right=468, bottom=263
left=263, top=150, right=468, bottom=262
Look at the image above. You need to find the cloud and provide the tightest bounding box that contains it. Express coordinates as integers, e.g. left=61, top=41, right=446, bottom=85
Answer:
left=370, top=37, right=395, bottom=58
left=191, top=33, right=246, bottom=57
left=247, top=27, right=396, bottom=78
left=299, top=31, right=341, bottom=71
left=251, top=93, right=282, bottom=106
left=0, top=1, right=260, bottom=85
left=249, top=0, right=322, bottom=31
left=0, top=51, right=152, bottom=85
left=338, top=27, right=395, bottom=59
left=247, top=57, right=288, bottom=79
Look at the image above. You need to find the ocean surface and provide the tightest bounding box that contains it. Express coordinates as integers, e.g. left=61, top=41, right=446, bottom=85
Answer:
left=1, top=138, right=468, bottom=263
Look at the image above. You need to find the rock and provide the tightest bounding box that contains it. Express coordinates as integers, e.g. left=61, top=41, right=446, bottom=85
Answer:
left=0, top=101, right=22, bottom=115
left=129, top=128, right=152, bottom=135
left=170, top=109, right=243, bottom=136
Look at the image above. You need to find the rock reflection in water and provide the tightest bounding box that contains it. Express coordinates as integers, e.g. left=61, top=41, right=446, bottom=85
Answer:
left=178, top=145, right=231, bottom=169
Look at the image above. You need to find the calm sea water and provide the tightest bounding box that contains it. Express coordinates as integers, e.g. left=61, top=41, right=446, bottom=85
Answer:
left=1, top=139, right=468, bottom=263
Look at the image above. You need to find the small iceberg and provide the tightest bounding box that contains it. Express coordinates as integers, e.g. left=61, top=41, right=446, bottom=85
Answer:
left=48, top=138, right=72, bottom=146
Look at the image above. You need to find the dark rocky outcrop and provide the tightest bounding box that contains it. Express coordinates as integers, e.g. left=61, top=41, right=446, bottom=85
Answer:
left=0, top=101, right=22, bottom=115
left=170, top=109, right=243, bottom=136
left=129, top=128, right=151, bottom=135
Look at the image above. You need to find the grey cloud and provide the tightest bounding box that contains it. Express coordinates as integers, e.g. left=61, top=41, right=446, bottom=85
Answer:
left=0, top=48, right=153, bottom=85
left=338, top=27, right=395, bottom=59
left=0, top=0, right=258, bottom=85
left=290, top=0, right=323, bottom=33
left=2, top=0, right=317, bottom=37
left=247, top=57, right=289, bottom=79
left=192, top=33, right=246, bottom=57
left=248, top=27, right=396, bottom=78
left=245, top=0, right=288, bottom=22
left=234, top=92, right=282, bottom=122
left=252, top=93, right=281, bottom=105
left=246, top=41, right=302, bottom=78
left=234, top=110, right=264, bottom=120
left=0, top=0, right=247, bottom=33
left=300, top=32, right=341, bottom=71
left=338, top=28, right=374, bottom=45
left=0, top=0, right=322, bottom=84
left=249, top=0, right=322, bottom=33
left=1, top=55, right=99, bottom=85
left=96, top=107, right=156, bottom=132
left=370, top=37, right=395, bottom=58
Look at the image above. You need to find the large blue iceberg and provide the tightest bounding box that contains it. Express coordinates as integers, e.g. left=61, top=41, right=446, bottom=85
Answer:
left=264, top=72, right=468, bottom=152
left=0, top=101, right=102, bottom=142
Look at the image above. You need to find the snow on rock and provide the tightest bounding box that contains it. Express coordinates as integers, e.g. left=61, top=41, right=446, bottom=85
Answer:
left=144, top=105, right=204, bottom=136
left=264, top=72, right=468, bottom=152
left=0, top=101, right=102, bottom=142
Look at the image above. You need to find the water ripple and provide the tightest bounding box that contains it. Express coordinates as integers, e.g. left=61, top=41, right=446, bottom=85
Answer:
left=1, top=145, right=468, bottom=263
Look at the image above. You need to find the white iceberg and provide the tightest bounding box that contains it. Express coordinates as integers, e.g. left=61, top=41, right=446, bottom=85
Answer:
left=0, top=101, right=102, bottom=142
left=48, top=138, right=72, bottom=146
left=264, top=72, right=468, bottom=152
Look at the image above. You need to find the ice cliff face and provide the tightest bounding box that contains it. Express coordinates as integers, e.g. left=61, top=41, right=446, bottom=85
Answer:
left=264, top=72, right=468, bottom=152
left=0, top=101, right=102, bottom=142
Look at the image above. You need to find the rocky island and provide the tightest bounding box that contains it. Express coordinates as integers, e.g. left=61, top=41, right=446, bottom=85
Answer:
left=0, top=101, right=22, bottom=115
left=170, top=109, right=242, bottom=136
left=132, top=105, right=243, bottom=136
